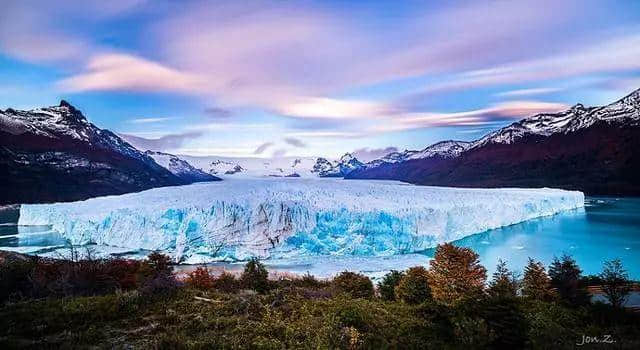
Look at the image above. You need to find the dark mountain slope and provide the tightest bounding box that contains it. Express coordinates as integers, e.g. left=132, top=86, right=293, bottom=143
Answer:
left=0, top=101, right=195, bottom=204
left=348, top=89, right=640, bottom=195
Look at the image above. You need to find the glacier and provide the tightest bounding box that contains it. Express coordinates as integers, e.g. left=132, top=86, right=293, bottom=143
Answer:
left=18, top=178, right=584, bottom=262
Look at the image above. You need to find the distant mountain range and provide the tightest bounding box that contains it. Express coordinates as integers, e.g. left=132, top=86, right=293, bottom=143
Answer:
left=0, top=101, right=219, bottom=204
left=348, top=88, right=640, bottom=195
left=179, top=155, right=319, bottom=178
left=2, top=88, right=638, bottom=204
left=144, top=151, right=218, bottom=183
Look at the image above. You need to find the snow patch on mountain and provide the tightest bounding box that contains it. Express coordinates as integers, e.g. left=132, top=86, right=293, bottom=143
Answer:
left=145, top=151, right=219, bottom=182
left=181, top=155, right=318, bottom=178
left=363, top=141, right=471, bottom=170
left=311, top=153, right=364, bottom=177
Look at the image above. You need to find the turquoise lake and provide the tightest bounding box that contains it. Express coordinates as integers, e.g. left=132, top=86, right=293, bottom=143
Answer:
left=1, top=197, right=639, bottom=280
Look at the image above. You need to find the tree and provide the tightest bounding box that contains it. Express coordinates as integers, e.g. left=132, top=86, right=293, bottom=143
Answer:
left=395, top=266, right=431, bottom=305
left=548, top=254, right=589, bottom=306
left=332, top=271, right=374, bottom=299
left=377, top=270, right=404, bottom=301
left=185, top=266, right=214, bottom=290
left=240, top=257, right=270, bottom=293
left=599, top=259, right=631, bottom=308
left=487, top=259, right=519, bottom=298
left=429, top=243, right=487, bottom=306
left=522, top=258, right=553, bottom=301
left=482, top=296, right=528, bottom=348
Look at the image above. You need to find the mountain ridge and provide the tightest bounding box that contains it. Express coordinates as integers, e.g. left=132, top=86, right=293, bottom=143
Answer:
left=348, top=88, right=640, bottom=195
left=0, top=101, right=206, bottom=204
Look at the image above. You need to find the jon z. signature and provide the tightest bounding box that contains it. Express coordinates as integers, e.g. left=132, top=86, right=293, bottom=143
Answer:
left=577, top=334, right=616, bottom=346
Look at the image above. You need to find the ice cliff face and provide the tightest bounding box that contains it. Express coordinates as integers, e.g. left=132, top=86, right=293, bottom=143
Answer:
left=18, top=179, right=584, bottom=262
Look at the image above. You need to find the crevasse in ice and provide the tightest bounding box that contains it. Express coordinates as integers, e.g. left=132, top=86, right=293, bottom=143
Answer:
left=18, top=178, right=584, bottom=262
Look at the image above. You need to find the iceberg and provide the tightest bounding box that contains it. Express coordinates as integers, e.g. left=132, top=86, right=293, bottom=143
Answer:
left=18, top=178, right=584, bottom=262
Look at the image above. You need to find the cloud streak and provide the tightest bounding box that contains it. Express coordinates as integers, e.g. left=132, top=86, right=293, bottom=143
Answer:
left=119, top=131, right=201, bottom=151
left=352, top=147, right=399, bottom=162
left=283, top=137, right=306, bottom=148
left=127, top=117, right=174, bottom=124
left=372, top=101, right=568, bottom=133
left=57, top=54, right=204, bottom=93
left=253, top=142, right=274, bottom=154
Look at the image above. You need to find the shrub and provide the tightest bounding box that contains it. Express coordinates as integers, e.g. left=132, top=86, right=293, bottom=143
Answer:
left=332, top=271, right=374, bottom=299
left=146, top=252, right=173, bottom=275
left=213, top=271, right=240, bottom=293
left=138, top=252, right=179, bottom=297
left=0, top=255, right=37, bottom=302
left=429, top=243, right=487, bottom=306
left=240, top=258, right=270, bottom=293
left=522, top=258, right=553, bottom=301
left=395, top=266, right=431, bottom=305
left=377, top=270, right=404, bottom=301
left=185, top=267, right=215, bottom=290
left=139, top=273, right=181, bottom=297
left=105, top=259, right=141, bottom=290
left=549, top=254, right=589, bottom=306
left=299, top=272, right=330, bottom=289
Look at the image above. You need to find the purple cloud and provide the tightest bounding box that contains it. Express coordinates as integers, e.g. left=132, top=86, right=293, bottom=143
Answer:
left=253, top=142, right=274, bottom=154
left=272, top=148, right=287, bottom=158
left=119, top=131, right=201, bottom=151
left=204, top=107, right=233, bottom=119
left=352, top=147, right=399, bottom=162
left=283, top=137, right=306, bottom=148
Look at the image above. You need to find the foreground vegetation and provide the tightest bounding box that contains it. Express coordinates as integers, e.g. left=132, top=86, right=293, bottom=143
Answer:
left=0, top=245, right=638, bottom=349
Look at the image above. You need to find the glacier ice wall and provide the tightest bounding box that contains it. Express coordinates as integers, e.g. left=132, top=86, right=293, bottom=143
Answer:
left=18, top=178, right=584, bottom=262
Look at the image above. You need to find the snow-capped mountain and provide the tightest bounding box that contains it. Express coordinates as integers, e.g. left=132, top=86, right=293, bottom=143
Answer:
left=349, top=88, right=640, bottom=195
left=180, top=155, right=318, bottom=178
left=0, top=101, right=190, bottom=204
left=364, top=140, right=471, bottom=169
left=472, top=89, right=640, bottom=148
left=144, top=151, right=220, bottom=183
left=311, top=153, right=364, bottom=177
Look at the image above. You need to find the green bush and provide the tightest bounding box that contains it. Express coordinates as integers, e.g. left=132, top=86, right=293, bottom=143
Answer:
left=213, top=271, right=240, bottom=293
left=332, top=271, right=374, bottom=299
left=240, top=258, right=270, bottom=293
left=395, top=266, right=431, bottom=305
left=377, top=270, right=404, bottom=301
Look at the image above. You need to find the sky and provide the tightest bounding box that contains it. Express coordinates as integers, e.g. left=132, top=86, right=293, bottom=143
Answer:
left=1, top=0, right=640, bottom=160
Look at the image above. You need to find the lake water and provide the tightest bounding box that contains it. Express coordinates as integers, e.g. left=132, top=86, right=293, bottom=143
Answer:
left=1, top=197, right=639, bottom=280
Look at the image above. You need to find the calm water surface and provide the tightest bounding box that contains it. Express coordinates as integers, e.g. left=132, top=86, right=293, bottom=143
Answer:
left=2, top=197, right=639, bottom=280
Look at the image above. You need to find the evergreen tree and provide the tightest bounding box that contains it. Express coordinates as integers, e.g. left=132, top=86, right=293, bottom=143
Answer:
left=488, top=259, right=519, bottom=298
left=240, top=257, right=270, bottom=293
left=377, top=270, right=404, bottom=301
left=521, top=258, right=553, bottom=301
left=429, top=243, right=487, bottom=306
left=548, top=254, right=589, bottom=306
left=599, top=259, right=631, bottom=308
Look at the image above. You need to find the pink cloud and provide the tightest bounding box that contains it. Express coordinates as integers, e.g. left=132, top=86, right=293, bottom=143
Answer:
left=372, top=101, right=568, bottom=132
left=57, top=54, right=205, bottom=93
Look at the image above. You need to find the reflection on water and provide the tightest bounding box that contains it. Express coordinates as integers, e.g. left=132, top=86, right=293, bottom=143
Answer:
left=1, top=197, right=639, bottom=279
